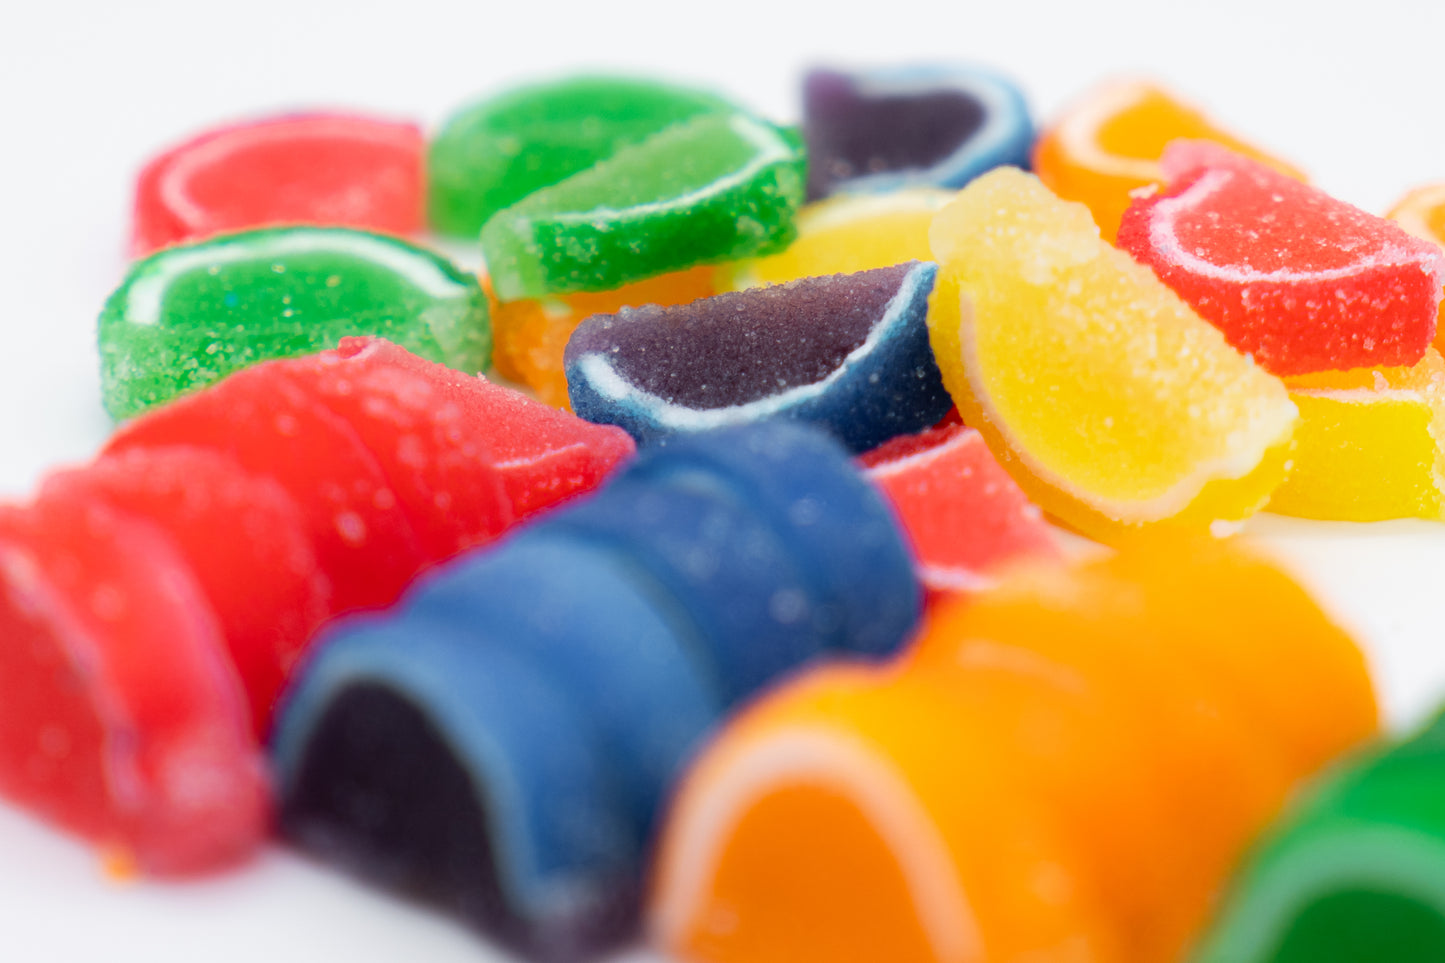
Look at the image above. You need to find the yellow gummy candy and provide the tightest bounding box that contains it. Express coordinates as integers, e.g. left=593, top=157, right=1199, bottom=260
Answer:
left=926, top=168, right=1297, bottom=542
left=724, top=189, right=954, bottom=290
left=1268, top=350, right=1445, bottom=521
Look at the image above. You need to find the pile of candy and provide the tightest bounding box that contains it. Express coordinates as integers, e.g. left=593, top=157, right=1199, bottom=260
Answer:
left=5, top=59, right=1445, bottom=963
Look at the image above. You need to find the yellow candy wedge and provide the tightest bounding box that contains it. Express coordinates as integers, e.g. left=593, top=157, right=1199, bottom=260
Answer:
left=927, top=168, right=1297, bottom=542
left=724, top=188, right=954, bottom=290
left=1268, top=350, right=1445, bottom=521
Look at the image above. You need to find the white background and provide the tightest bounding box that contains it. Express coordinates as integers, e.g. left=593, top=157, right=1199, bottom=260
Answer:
left=2, top=0, right=1445, bottom=959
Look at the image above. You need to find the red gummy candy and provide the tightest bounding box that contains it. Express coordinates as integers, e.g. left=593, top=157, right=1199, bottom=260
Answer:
left=338, top=338, right=637, bottom=522
left=132, top=113, right=425, bottom=256
left=860, top=423, right=1060, bottom=596
left=105, top=364, right=426, bottom=616
left=0, top=500, right=267, bottom=874
left=1118, top=140, right=1445, bottom=375
left=41, top=448, right=331, bottom=735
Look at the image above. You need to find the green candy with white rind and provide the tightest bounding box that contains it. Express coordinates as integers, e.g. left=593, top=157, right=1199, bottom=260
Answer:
left=99, top=227, right=490, bottom=420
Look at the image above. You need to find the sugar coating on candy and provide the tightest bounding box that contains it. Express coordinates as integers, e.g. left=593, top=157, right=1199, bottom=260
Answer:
left=859, top=423, right=1059, bottom=594
left=927, top=167, right=1297, bottom=539
left=132, top=113, right=424, bottom=256
left=803, top=64, right=1033, bottom=201
left=429, top=76, right=733, bottom=239
left=482, top=112, right=805, bottom=300
left=0, top=500, right=267, bottom=874
left=567, top=262, right=950, bottom=453
left=99, top=227, right=492, bottom=420
left=1119, top=141, right=1445, bottom=376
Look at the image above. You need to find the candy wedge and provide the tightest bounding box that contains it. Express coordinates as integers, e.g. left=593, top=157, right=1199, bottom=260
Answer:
left=927, top=168, right=1296, bottom=540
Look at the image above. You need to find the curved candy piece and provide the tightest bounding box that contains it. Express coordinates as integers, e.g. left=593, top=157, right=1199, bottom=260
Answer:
left=802, top=64, right=1033, bottom=201
left=566, top=261, right=949, bottom=454
left=273, top=619, right=637, bottom=960
left=132, top=112, right=424, bottom=256
left=99, top=226, right=491, bottom=420
left=1033, top=79, right=1305, bottom=241
left=1118, top=141, right=1445, bottom=376
left=859, top=423, right=1060, bottom=595
left=0, top=499, right=267, bottom=875
left=927, top=167, right=1296, bottom=541
left=482, top=112, right=805, bottom=300
left=429, top=76, right=733, bottom=239
left=1195, top=716, right=1445, bottom=963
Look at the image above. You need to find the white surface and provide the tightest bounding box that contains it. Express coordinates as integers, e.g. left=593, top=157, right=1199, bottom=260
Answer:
left=2, top=0, right=1445, bottom=959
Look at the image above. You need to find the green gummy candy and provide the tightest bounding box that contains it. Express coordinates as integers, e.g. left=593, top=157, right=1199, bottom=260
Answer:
left=1195, top=714, right=1445, bottom=963
left=482, top=112, right=806, bottom=301
left=99, top=227, right=490, bottom=420
left=428, top=76, right=733, bottom=239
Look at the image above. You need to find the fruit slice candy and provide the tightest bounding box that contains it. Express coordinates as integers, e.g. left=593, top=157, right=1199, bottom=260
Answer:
left=802, top=64, right=1033, bottom=202
left=99, top=227, right=491, bottom=420
left=482, top=112, right=805, bottom=300
left=1033, top=79, right=1304, bottom=241
left=490, top=265, right=716, bottom=409
left=859, top=423, right=1059, bottom=594
left=1119, top=141, right=1445, bottom=376
left=566, top=261, right=950, bottom=453
left=1388, top=182, right=1445, bottom=352
left=0, top=499, right=267, bottom=874
left=429, top=76, right=732, bottom=239
left=1195, top=715, right=1445, bottom=963
left=132, top=113, right=424, bottom=256
left=40, top=448, right=330, bottom=736
left=725, top=189, right=952, bottom=290
left=927, top=167, right=1297, bottom=540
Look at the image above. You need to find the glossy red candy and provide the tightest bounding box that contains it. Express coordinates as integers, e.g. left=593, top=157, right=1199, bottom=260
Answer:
left=860, top=423, right=1060, bottom=595
left=1118, top=141, right=1445, bottom=375
left=41, top=448, right=331, bottom=735
left=132, top=113, right=425, bottom=256
left=0, top=499, right=267, bottom=874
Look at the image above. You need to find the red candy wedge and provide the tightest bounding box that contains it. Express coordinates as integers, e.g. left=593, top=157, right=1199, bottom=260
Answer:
left=0, top=500, right=267, bottom=874
left=132, top=113, right=425, bottom=255
left=860, top=424, right=1060, bottom=596
left=1119, top=141, right=1445, bottom=375
left=41, top=448, right=331, bottom=736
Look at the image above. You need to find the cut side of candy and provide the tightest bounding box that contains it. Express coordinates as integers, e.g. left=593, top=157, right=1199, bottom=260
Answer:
left=429, top=76, right=733, bottom=239
left=802, top=64, right=1033, bottom=201
left=566, top=261, right=950, bottom=454
left=132, top=113, right=424, bottom=256
left=491, top=265, right=717, bottom=409
left=0, top=500, right=267, bottom=874
left=724, top=189, right=953, bottom=291
left=928, top=167, right=1297, bottom=540
left=859, top=423, right=1060, bottom=594
left=100, top=227, right=492, bottom=420
left=1268, top=350, right=1445, bottom=521
left=1033, top=79, right=1305, bottom=241
left=1119, top=141, right=1445, bottom=376
left=482, top=112, right=805, bottom=300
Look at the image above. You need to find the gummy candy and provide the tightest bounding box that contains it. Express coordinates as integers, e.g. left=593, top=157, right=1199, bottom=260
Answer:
left=859, top=423, right=1060, bottom=594
left=566, top=261, right=950, bottom=453
left=927, top=167, right=1296, bottom=540
left=490, top=265, right=717, bottom=409
left=99, top=227, right=492, bottom=420
left=271, top=422, right=919, bottom=958
left=1119, top=141, right=1445, bottom=376
left=1267, top=350, right=1445, bottom=521
left=1033, top=79, right=1305, bottom=241
left=429, top=76, right=732, bottom=239
left=801, top=65, right=1032, bottom=201
left=482, top=112, right=805, bottom=300
left=650, top=539, right=1376, bottom=963
left=725, top=189, right=952, bottom=290
left=132, top=113, right=424, bottom=256
left=1196, top=714, right=1445, bottom=963
left=1388, top=182, right=1445, bottom=352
